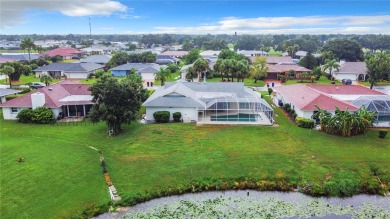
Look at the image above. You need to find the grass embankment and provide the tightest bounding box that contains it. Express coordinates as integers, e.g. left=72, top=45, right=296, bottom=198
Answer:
left=1, top=95, right=389, bottom=218
left=0, top=75, right=60, bottom=86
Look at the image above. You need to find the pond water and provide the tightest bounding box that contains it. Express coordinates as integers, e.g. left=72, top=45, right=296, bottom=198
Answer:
left=95, top=190, right=390, bottom=219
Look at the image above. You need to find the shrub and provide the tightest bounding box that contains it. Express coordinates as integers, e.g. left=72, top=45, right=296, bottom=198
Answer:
left=19, top=88, right=31, bottom=94
left=268, top=88, right=273, bottom=96
left=296, top=117, right=314, bottom=129
left=379, top=130, right=388, bottom=139
left=153, top=111, right=170, bottom=123
left=31, top=107, right=55, bottom=124
left=16, top=109, right=34, bottom=123
left=292, top=112, right=297, bottom=119
left=5, top=95, right=18, bottom=101
left=95, top=69, right=105, bottom=78
left=173, top=112, right=182, bottom=122
left=284, top=103, right=291, bottom=111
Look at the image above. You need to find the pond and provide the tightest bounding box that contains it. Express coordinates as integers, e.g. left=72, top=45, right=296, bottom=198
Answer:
left=95, top=190, right=390, bottom=219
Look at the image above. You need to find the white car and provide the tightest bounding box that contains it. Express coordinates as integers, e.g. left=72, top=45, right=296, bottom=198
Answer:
left=30, top=82, right=46, bottom=89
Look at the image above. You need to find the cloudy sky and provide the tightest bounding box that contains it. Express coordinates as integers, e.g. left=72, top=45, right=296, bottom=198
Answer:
left=1, top=0, right=389, bottom=34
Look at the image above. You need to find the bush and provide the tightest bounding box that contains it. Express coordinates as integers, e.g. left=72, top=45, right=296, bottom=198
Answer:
left=173, top=112, right=182, bottom=122
left=379, top=130, right=388, bottom=139
left=296, top=117, right=315, bottom=129
left=5, top=95, right=18, bottom=101
left=95, top=69, right=105, bottom=78
left=268, top=88, right=273, bottom=96
left=19, top=88, right=31, bottom=94
left=292, top=112, right=297, bottom=119
left=284, top=103, right=291, bottom=110
left=31, top=107, right=55, bottom=124
left=153, top=111, right=170, bottom=123
left=16, top=109, right=34, bottom=123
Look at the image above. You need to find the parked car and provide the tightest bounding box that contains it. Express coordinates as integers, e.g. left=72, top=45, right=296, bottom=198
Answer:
left=30, top=82, right=46, bottom=89
left=342, top=79, right=352, bottom=85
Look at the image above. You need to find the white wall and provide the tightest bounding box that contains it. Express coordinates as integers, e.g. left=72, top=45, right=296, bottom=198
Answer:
left=334, top=73, right=358, bottom=81
left=145, top=107, right=197, bottom=122
left=2, top=107, right=61, bottom=120
left=64, top=72, right=89, bottom=79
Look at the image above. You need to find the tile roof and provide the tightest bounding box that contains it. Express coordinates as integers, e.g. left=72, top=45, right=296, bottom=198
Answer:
left=0, top=88, right=21, bottom=97
left=0, top=81, right=91, bottom=108
left=80, top=55, right=111, bottom=64
left=251, top=56, right=293, bottom=64
left=110, top=63, right=161, bottom=72
left=33, top=63, right=103, bottom=72
left=335, top=62, right=367, bottom=74
left=160, top=51, right=188, bottom=57
left=39, top=47, right=86, bottom=57
left=267, top=64, right=311, bottom=73
left=306, top=84, right=386, bottom=95
left=1, top=54, right=39, bottom=61
left=276, top=84, right=358, bottom=111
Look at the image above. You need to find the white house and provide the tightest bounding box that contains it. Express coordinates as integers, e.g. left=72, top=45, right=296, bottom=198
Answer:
left=143, top=81, right=274, bottom=125
left=329, top=61, right=368, bottom=81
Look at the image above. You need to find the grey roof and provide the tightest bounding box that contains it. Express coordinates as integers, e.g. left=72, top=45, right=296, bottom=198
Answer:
left=110, top=63, right=162, bottom=72
left=143, top=81, right=272, bottom=110
left=1, top=54, right=39, bottom=61
left=80, top=55, right=111, bottom=64
left=33, top=63, right=104, bottom=72
left=0, top=88, right=21, bottom=97
left=335, top=62, right=367, bottom=74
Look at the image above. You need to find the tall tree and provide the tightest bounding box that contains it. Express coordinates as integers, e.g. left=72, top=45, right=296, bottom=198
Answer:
left=299, top=52, right=319, bottom=69
left=20, top=38, right=36, bottom=62
left=182, top=49, right=200, bottom=64
left=88, top=75, right=146, bottom=135
left=185, top=66, right=196, bottom=82
left=323, top=38, right=364, bottom=61
left=154, top=68, right=171, bottom=86
left=365, top=52, right=390, bottom=89
left=235, top=60, right=249, bottom=82
left=250, top=57, right=268, bottom=83
left=2, top=65, right=15, bottom=88
left=193, top=58, right=209, bottom=81
left=322, top=59, right=340, bottom=81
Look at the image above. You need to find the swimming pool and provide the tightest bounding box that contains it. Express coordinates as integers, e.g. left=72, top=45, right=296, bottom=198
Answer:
left=210, top=113, right=259, bottom=122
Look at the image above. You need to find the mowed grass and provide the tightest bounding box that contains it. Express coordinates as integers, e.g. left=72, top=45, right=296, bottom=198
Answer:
left=284, top=76, right=342, bottom=85
left=0, top=115, right=110, bottom=219
left=1, top=95, right=389, bottom=218
left=0, top=75, right=60, bottom=86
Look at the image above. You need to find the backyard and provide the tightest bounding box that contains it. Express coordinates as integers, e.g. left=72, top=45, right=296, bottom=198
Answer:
left=0, top=74, right=60, bottom=86
left=0, top=95, right=389, bottom=218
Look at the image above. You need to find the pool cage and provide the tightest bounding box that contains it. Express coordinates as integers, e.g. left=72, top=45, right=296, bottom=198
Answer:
left=352, top=95, right=390, bottom=124
left=197, top=94, right=274, bottom=125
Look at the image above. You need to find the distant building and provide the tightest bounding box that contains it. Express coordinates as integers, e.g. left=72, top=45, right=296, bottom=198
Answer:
left=39, top=47, right=86, bottom=59
left=110, top=63, right=165, bottom=87
left=80, top=55, right=111, bottom=65
left=329, top=61, right=368, bottom=81
left=34, top=63, right=104, bottom=79
left=160, top=51, right=188, bottom=58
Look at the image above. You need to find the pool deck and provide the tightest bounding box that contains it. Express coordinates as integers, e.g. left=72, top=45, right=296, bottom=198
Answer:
left=197, top=112, right=273, bottom=126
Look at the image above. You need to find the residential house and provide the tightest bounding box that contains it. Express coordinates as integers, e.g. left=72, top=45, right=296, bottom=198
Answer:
left=110, top=63, right=164, bottom=87
left=143, top=81, right=274, bottom=125
left=330, top=61, right=368, bottom=81
left=274, top=84, right=387, bottom=120
left=266, top=64, right=311, bottom=80
left=200, top=50, right=221, bottom=62
left=156, top=55, right=179, bottom=64
left=0, top=81, right=93, bottom=120
left=39, top=47, right=86, bottom=59
left=238, top=50, right=268, bottom=57
left=295, top=51, right=308, bottom=58
left=0, top=54, right=39, bottom=62
left=0, top=57, right=16, bottom=64
left=34, top=63, right=104, bottom=79
left=160, top=51, right=188, bottom=58
left=0, top=88, right=21, bottom=103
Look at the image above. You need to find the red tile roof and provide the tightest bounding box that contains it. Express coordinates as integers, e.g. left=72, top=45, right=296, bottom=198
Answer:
left=276, top=84, right=358, bottom=111
left=0, top=81, right=91, bottom=108
left=39, top=47, right=86, bottom=57
left=306, top=84, right=385, bottom=95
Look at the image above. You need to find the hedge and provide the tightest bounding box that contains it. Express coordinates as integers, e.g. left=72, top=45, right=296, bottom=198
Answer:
left=16, top=109, right=34, bottom=123
left=153, top=111, right=170, bottom=123
left=296, top=117, right=314, bottom=129
left=173, top=112, right=182, bottom=122
left=379, top=130, right=388, bottom=139
left=17, top=107, right=55, bottom=124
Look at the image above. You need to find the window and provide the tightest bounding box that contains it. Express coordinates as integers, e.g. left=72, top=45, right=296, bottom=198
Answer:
left=11, top=108, right=18, bottom=113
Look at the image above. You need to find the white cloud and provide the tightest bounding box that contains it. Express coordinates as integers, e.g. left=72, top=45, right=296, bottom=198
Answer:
left=1, top=0, right=128, bottom=28
left=151, top=15, right=390, bottom=34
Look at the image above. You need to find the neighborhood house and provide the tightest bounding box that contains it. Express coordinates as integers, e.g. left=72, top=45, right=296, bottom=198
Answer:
left=0, top=81, right=93, bottom=120
left=110, top=63, right=163, bottom=87
left=143, top=81, right=274, bottom=125
left=34, top=62, right=104, bottom=79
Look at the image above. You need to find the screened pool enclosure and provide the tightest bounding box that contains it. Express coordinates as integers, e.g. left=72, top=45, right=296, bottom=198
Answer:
left=197, top=94, right=274, bottom=125
left=353, top=95, right=390, bottom=125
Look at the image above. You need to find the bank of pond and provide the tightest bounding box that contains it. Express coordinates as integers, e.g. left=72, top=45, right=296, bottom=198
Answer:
left=95, top=190, right=389, bottom=219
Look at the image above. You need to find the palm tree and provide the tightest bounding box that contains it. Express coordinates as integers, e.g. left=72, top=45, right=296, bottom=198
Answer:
left=20, top=38, right=36, bottom=62
left=193, top=58, right=209, bottom=81
left=154, top=68, right=171, bottom=86
left=185, top=66, right=196, bottom=82
left=3, top=65, right=15, bottom=88
left=322, top=59, right=340, bottom=81
left=250, top=57, right=268, bottom=83
left=40, top=74, right=53, bottom=86
left=236, top=60, right=249, bottom=82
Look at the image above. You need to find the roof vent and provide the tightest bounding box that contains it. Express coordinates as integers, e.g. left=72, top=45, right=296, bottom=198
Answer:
left=48, top=88, right=52, bottom=91
left=336, top=87, right=339, bottom=90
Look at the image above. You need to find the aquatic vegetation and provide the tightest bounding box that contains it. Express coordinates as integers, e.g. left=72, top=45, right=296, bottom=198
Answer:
left=123, top=195, right=390, bottom=219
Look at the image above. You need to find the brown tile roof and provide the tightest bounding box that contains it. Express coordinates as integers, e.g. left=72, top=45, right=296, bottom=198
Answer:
left=0, top=81, right=91, bottom=108
left=267, top=64, right=311, bottom=73
left=276, top=84, right=358, bottom=111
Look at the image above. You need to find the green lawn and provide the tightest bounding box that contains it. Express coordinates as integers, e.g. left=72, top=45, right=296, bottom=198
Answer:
left=283, top=76, right=342, bottom=85
left=1, top=95, right=389, bottom=218
left=0, top=75, right=60, bottom=86
left=206, top=77, right=265, bottom=87
left=358, top=81, right=390, bottom=86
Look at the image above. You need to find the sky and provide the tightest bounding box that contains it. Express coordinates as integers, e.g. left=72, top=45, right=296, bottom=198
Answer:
left=1, top=0, right=390, bottom=35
